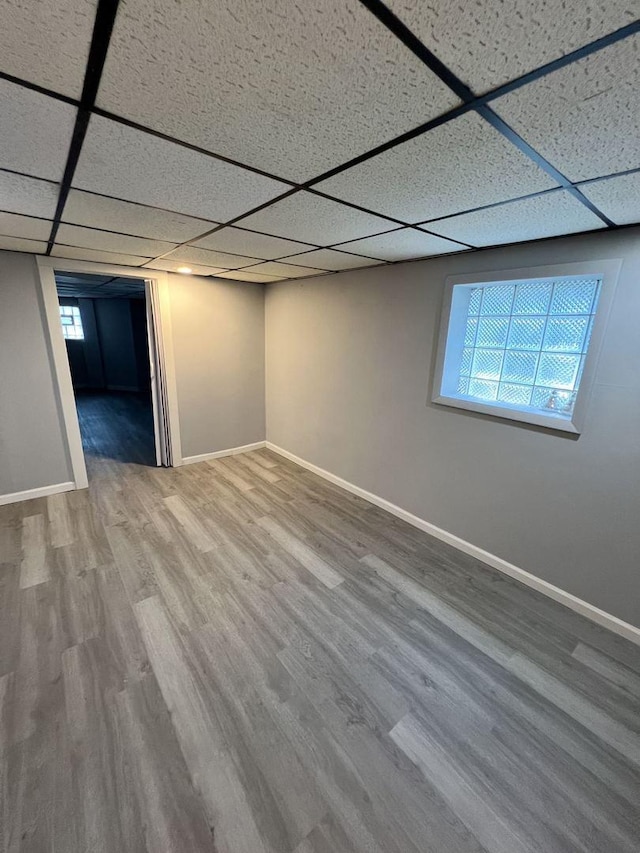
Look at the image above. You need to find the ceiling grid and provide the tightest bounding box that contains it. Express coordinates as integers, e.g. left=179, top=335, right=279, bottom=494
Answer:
left=0, top=0, right=637, bottom=280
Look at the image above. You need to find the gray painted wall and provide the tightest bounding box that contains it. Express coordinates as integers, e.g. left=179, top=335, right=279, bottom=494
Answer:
left=167, top=273, right=265, bottom=459
left=265, top=227, right=640, bottom=627
left=0, top=252, right=72, bottom=494
left=94, top=298, right=141, bottom=391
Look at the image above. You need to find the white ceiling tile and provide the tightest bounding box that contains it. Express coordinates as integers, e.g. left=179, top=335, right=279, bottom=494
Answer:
left=0, top=236, right=47, bottom=254
left=143, top=259, right=229, bottom=277
left=246, top=261, right=327, bottom=279
left=316, top=112, right=557, bottom=222
left=62, top=189, right=217, bottom=243
left=193, top=227, right=314, bottom=260
left=337, top=228, right=466, bottom=261
left=278, top=249, right=382, bottom=271
left=96, top=0, right=459, bottom=182
left=428, top=191, right=604, bottom=246
left=0, top=212, right=51, bottom=241
left=239, top=192, right=396, bottom=245
left=73, top=115, right=290, bottom=221
left=578, top=172, right=640, bottom=225
left=56, top=224, right=176, bottom=257
left=493, top=35, right=640, bottom=182
left=215, top=270, right=286, bottom=283
left=51, top=246, right=152, bottom=266
left=163, top=245, right=260, bottom=270
left=0, top=79, right=76, bottom=180
left=385, top=0, right=636, bottom=93
left=0, top=171, right=59, bottom=218
left=0, top=0, right=97, bottom=97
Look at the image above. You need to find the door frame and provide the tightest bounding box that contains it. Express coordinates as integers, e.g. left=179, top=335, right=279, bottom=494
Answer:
left=36, top=257, right=182, bottom=489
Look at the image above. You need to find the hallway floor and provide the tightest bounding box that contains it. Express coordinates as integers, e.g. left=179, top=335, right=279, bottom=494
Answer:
left=1, top=446, right=639, bottom=852
left=75, top=390, right=156, bottom=473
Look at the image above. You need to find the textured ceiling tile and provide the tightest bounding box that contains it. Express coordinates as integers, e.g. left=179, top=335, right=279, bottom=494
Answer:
left=0, top=212, right=51, bottom=241
left=163, top=245, right=260, bottom=270
left=193, top=227, right=314, bottom=260
left=56, top=224, right=176, bottom=257
left=385, top=0, right=636, bottom=93
left=493, top=35, right=640, bottom=182
left=337, top=228, right=466, bottom=261
left=245, top=261, right=327, bottom=279
left=143, top=259, right=228, bottom=276
left=0, top=0, right=97, bottom=97
left=51, top=246, right=152, bottom=266
left=316, top=112, right=557, bottom=221
left=428, top=191, right=604, bottom=246
left=279, top=249, right=382, bottom=270
left=0, top=171, right=60, bottom=218
left=62, top=190, right=217, bottom=243
left=73, top=115, right=289, bottom=221
left=239, top=193, right=396, bottom=245
left=0, top=236, right=47, bottom=254
left=0, top=80, right=77, bottom=180
left=97, top=0, right=459, bottom=182
left=578, top=172, right=640, bottom=225
left=214, top=270, right=285, bottom=282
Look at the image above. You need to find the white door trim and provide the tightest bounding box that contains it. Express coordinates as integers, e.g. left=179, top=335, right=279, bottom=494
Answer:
left=36, top=257, right=183, bottom=491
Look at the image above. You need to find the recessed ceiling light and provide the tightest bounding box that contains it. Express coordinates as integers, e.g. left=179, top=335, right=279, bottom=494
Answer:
left=176, top=266, right=192, bottom=274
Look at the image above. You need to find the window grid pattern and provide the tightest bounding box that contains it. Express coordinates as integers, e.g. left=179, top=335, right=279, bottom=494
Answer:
left=59, top=305, right=84, bottom=340
left=457, top=277, right=601, bottom=416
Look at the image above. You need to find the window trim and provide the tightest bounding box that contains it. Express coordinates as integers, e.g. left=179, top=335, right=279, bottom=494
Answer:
left=432, top=258, right=622, bottom=434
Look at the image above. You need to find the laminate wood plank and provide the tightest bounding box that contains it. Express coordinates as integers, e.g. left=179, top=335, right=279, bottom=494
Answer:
left=505, top=652, right=640, bottom=766
left=104, top=520, right=160, bottom=603
left=47, top=491, right=75, bottom=548
left=62, top=639, right=146, bottom=852
left=391, top=713, right=534, bottom=853
left=116, top=673, right=216, bottom=853
left=135, top=595, right=272, bottom=853
left=9, top=581, right=65, bottom=746
left=234, top=453, right=283, bottom=484
left=191, top=622, right=328, bottom=851
left=361, top=553, right=514, bottom=666
left=163, top=494, right=217, bottom=553
left=257, top=516, right=344, bottom=589
left=0, top=562, right=20, bottom=676
left=207, top=458, right=255, bottom=493
left=19, top=514, right=48, bottom=589
left=572, top=641, right=640, bottom=698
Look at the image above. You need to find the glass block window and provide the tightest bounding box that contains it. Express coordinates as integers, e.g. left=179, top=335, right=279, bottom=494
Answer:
left=59, top=305, right=84, bottom=340
left=436, top=273, right=604, bottom=429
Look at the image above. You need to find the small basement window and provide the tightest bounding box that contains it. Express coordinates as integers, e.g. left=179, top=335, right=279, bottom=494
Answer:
left=432, top=261, right=620, bottom=433
left=59, top=305, right=84, bottom=340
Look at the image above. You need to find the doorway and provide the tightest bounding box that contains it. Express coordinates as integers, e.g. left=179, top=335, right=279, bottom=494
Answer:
left=55, top=272, right=156, bottom=477
left=37, top=258, right=181, bottom=490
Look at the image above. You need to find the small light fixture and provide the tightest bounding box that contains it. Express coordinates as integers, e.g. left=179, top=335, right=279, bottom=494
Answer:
left=176, top=266, right=192, bottom=274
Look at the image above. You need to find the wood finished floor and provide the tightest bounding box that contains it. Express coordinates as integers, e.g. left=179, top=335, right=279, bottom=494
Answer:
left=1, top=394, right=639, bottom=852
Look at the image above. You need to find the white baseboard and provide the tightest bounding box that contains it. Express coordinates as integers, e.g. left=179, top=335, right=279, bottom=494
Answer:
left=0, top=481, right=75, bottom=507
left=265, top=442, right=640, bottom=646
left=181, top=441, right=266, bottom=466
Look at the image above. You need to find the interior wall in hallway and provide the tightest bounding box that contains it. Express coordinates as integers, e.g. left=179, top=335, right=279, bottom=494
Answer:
left=167, top=273, right=266, bottom=459
left=265, top=226, right=640, bottom=628
left=0, top=252, right=72, bottom=495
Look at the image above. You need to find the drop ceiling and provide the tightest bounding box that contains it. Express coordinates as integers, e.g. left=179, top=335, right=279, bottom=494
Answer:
left=0, top=1, right=638, bottom=283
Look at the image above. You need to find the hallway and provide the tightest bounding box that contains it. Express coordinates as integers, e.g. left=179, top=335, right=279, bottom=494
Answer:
left=76, top=390, right=156, bottom=475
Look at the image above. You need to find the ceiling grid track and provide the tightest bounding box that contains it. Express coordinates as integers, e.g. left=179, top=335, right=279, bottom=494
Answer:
left=45, top=0, right=122, bottom=254
left=0, top=1, right=637, bottom=274
left=356, top=0, right=615, bottom=228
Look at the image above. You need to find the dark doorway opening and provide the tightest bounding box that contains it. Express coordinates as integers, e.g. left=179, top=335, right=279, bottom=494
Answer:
left=55, top=271, right=157, bottom=477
